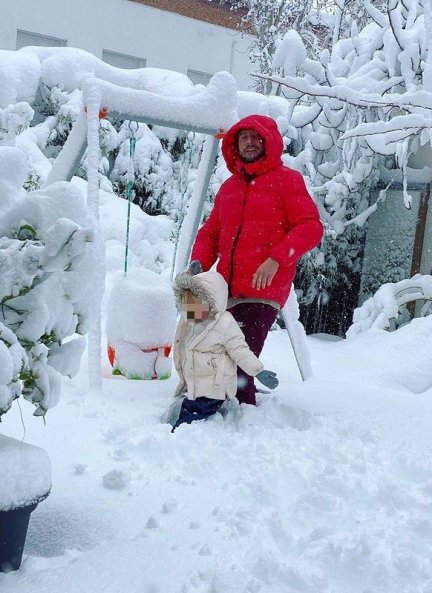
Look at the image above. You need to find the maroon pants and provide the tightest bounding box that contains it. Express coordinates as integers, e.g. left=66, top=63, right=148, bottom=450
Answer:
left=228, top=302, right=278, bottom=405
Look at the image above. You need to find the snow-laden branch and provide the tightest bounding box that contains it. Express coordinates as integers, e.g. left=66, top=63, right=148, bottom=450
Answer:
left=423, top=0, right=432, bottom=88
left=331, top=0, right=345, bottom=50
left=341, top=112, right=432, bottom=140
left=388, top=0, right=405, bottom=51
left=347, top=274, right=432, bottom=336
left=257, top=72, right=432, bottom=113
left=344, top=186, right=389, bottom=227
left=363, top=0, right=388, bottom=28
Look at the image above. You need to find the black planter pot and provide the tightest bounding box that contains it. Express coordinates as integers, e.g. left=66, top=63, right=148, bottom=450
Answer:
left=0, top=495, right=48, bottom=573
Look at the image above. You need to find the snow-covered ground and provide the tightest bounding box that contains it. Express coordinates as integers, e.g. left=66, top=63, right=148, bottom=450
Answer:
left=1, top=317, right=432, bottom=593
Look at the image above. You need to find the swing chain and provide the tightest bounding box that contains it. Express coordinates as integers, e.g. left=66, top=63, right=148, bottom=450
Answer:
left=124, top=120, right=139, bottom=275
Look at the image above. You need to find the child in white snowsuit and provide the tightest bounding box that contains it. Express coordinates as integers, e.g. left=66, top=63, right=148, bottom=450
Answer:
left=171, top=271, right=278, bottom=430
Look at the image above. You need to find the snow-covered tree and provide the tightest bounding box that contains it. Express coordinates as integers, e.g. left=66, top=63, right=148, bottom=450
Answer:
left=260, top=0, right=432, bottom=334
left=232, top=0, right=333, bottom=93
left=334, top=0, right=388, bottom=42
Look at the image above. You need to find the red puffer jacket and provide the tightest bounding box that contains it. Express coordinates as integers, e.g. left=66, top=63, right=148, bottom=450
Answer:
left=191, top=114, right=323, bottom=308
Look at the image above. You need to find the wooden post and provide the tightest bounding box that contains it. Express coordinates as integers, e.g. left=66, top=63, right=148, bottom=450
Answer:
left=408, top=184, right=430, bottom=317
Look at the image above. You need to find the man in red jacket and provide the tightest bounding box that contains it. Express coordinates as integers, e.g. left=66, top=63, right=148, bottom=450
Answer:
left=189, top=114, right=323, bottom=405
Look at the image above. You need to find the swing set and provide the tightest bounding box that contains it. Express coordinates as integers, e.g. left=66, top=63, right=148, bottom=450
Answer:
left=43, top=73, right=312, bottom=388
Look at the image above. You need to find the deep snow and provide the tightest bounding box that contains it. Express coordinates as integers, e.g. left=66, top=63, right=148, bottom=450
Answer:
left=1, top=319, right=432, bottom=593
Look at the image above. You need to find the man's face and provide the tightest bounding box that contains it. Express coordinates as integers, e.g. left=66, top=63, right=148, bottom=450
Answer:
left=237, top=128, right=265, bottom=163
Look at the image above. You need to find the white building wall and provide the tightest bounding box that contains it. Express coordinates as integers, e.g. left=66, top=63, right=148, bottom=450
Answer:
left=0, top=0, right=256, bottom=90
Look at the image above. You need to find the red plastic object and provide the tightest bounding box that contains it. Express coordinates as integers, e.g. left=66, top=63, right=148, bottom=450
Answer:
left=107, top=345, right=172, bottom=368
left=84, top=105, right=109, bottom=119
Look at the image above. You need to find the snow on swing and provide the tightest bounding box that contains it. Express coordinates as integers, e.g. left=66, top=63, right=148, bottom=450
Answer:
left=82, top=70, right=238, bottom=135
left=106, top=269, right=177, bottom=380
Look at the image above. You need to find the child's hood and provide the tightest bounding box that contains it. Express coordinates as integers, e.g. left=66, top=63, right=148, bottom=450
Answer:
left=173, top=271, right=228, bottom=317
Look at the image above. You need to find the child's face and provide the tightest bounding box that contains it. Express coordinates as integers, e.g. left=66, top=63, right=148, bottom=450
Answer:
left=180, top=293, right=210, bottom=321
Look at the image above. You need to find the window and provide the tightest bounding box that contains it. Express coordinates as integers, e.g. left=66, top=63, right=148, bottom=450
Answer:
left=16, top=30, right=67, bottom=49
left=187, top=69, right=212, bottom=86
left=102, top=50, right=146, bottom=69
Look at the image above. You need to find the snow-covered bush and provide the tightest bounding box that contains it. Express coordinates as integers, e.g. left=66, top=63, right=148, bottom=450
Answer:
left=0, top=102, right=34, bottom=144
left=111, top=122, right=174, bottom=214
left=0, top=146, right=104, bottom=419
left=347, top=274, right=432, bottom=336
left=0, top=323, right=27, bottom=417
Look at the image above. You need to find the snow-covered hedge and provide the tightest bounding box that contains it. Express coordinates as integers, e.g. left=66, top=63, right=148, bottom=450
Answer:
left=0, top=146, right=104, bottom=418
left=347, top=274, right=432, bottom=337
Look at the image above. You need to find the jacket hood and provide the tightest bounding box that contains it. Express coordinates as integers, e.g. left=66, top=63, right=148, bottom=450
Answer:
left=173, top=271, right=228, bottom=317
left=221, top=114, right=284, bottom=177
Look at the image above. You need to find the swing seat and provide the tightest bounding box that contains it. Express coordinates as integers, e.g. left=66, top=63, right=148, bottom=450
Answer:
left=106, top=267, right=176, bottom=382
left=107, top=343, right=172, bottom=380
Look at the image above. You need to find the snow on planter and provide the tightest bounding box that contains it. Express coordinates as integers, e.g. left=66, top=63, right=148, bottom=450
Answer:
left=0, top=433, right=51, bottom=573
left=106, top=269, right=177, bottom=380
left=0, top=435, right=51, bottom=511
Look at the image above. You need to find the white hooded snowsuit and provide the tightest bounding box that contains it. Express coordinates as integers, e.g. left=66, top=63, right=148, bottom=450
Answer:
left=173, top=272, right=264, bottom=401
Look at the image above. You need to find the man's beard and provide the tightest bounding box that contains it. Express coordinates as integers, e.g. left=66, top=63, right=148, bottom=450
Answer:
left=240, top=152, right=264, bottom=163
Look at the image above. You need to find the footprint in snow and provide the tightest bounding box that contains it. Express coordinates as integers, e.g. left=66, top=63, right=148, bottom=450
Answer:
left=146, top=515, right=160, bottom=529
left=73, top=463, right=88, bottom=475
left=102, top=469, right=130, bottom=490
left=109, top=447, right=130, bottom=461
left=161, top=498, right=178, bottom=513
left=199, top=544, right=212, bottom=556
left=102, top=422, right=132, bottom=445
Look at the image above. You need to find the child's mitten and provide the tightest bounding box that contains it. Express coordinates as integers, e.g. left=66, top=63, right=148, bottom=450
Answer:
left=256, top=370, right=278, bottom=389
